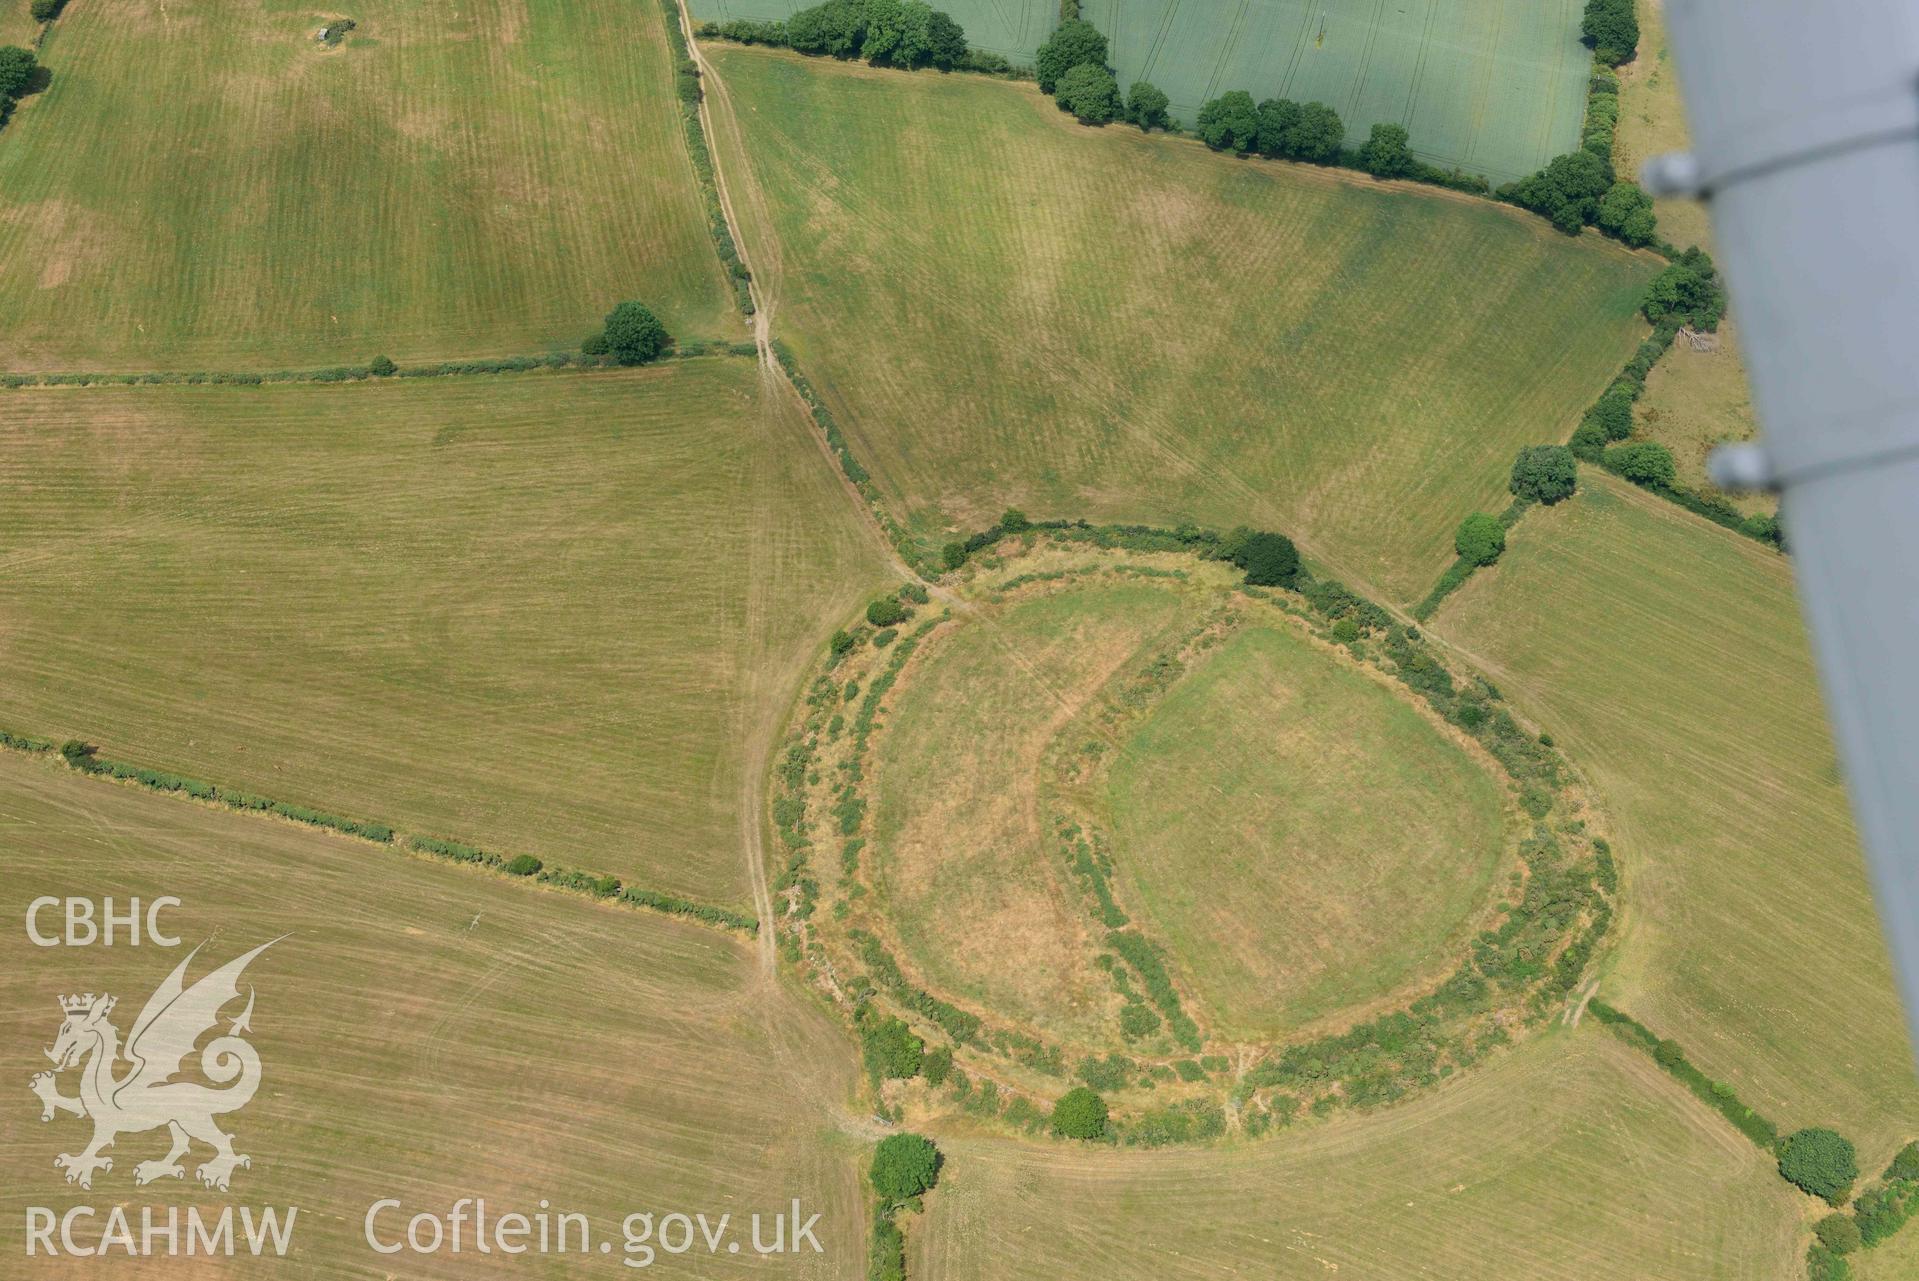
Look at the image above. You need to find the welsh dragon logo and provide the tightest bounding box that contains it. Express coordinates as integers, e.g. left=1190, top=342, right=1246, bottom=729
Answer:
left=29, top=939, right=280, bottom=1191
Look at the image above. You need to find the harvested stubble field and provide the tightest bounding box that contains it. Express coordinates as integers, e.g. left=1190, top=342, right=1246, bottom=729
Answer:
left=0, top=361, right=890, bottom=907
left=912, top=1028, right=1800, bottom=1281
left=1435, top=474, right=1919, bottom=1163
left=0, top=748, right=869, bottom=1277
left=709, top=46, right=1658, bottom=606
left=0, top=0, right=735, bottom=371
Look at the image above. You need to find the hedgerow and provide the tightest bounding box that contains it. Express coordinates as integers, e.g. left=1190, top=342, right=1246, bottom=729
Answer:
left=656, top=0, right=756, bottom=315
left=58, top=742, right=394, bottom=841
left=1586, top=1001, right=1782, bottom=1149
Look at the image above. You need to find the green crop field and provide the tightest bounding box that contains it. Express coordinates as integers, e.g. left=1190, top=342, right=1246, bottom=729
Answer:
left=1108, top=622, right=1507, bottom=1036
left=690, top=0, right=1587, bottom=183
left=915, top=1027, right=1800, bottom=1280
left=0, top=362, right=890, bottom=908
left=0, top=749, right=868, bottom=1277
left=708, top=47, right=1656, bottom=605
left=1435, top=474, right=1919, bottom=1162
left=0, top=0, right=734, bottom=371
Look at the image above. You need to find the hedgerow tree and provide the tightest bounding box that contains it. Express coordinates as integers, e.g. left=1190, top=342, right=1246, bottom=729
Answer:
left=1034, top=18, right=1106, bottom=94
left=870, top=1133, right=941, bottom=1201
left=1288, top=101, right=1344, bottom=162
left=785, top=0, right=967, bottom=68
left=1357, top=123, right=1414, bottom=178
left=602, top=301, right=668, bottom=364
left=1503, top=149, right=1615, bottom=233
left=1587, top=388, right=1635, bottom=441
left=1454, top=513, right=1506, bottom=566
left=1232, top=530, right=1300, bottom=587
left=1778, top=1128, right=1860, bottom=1206
left=1056, top=62, right=1121, bottom=125
left=30, top=0, right=66, bottom=19
left=1050, top=1086, right=1108, bottom=1139
left=1582, top=0, right=1640, bottom=66
left=1197, top=90, right=1259, bottom=153
left=1254, top=97, right=1299, bottom=156
left=0, top=45, right=37, bottom=99
left=1596, top=181, right=1657, bottom=246
left=1126, top=79, right=1169, bottom=131
left=1609, top=441, right=1679, bottom=488
left=1510, top=445, right=1577, bottom=504
left=1643, top=248, right=1727, bottom=329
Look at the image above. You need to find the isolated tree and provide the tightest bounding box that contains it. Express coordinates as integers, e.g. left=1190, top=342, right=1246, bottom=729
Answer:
left=1582, top=0, right=1640, bottom=66
left=1509, top=445, right=1578, bottom=504
left=1034, top=18, right=1107, bottom=94
left=602, top=301, right=668, bottom=364
left=1050, top=1086, right=1108, bottom=1139
left=1358, top=123, right=1414, bottom=178
left=1778, top=1129, right=1860, bottom=1206
left=0, top=45, right=37, bottom=99
left=1596, top=181, right=1657, bottom=246
left=1196, top=90, right=1259, bottom=154
left=869, top=1133, right=941, bottom=1201
left=1126, top=79, right=1170, bottom=131
left=1605, top=441, right=1677, bottom=488
left=1056, top=62, right=1121, bottom=125
left=1454, top=512, right=1505, bottom=566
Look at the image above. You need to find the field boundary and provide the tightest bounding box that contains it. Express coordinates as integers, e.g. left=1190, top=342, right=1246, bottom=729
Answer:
left=0, top=731, right=760, bottom=935
left=0, top=343, right=759, bottom=389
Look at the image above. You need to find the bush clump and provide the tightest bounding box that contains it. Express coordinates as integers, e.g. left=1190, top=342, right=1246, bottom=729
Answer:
left=1605, top=440, right=1677, bottom=488
left=1779, top=1128, right=1860, bottom=1206
left=866, top=595, right=909, bottom=627
left=1814, top=1214, right=1862, bottom=1255
left=1049, top=1086, right=1108, bottom=1139
left=504, top=854, right=544, bottom=876
left=862, top=1015, right=925, bottom=1080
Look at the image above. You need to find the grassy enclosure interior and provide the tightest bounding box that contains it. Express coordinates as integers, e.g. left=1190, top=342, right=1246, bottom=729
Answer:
left=1108, top=622, right=1508, bottom=1036
left=0, top=362, right=891, bottom=907
left=0, top=0, right=736, bottom=370
left=711, top=46, right=1657, bottom=605
left=0, top=750, right=868, bottom=1278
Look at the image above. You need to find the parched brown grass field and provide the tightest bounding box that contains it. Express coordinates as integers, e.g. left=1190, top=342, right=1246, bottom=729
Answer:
left=708, top=45, right=1658, bottom=606
left=0, top=0, right=737, bottom=370
left=1435, top=474, right=1919, bottom=1164
left=0, top=747, right=870, bottom=1277
left=0, top=361, right=891, bottom=907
